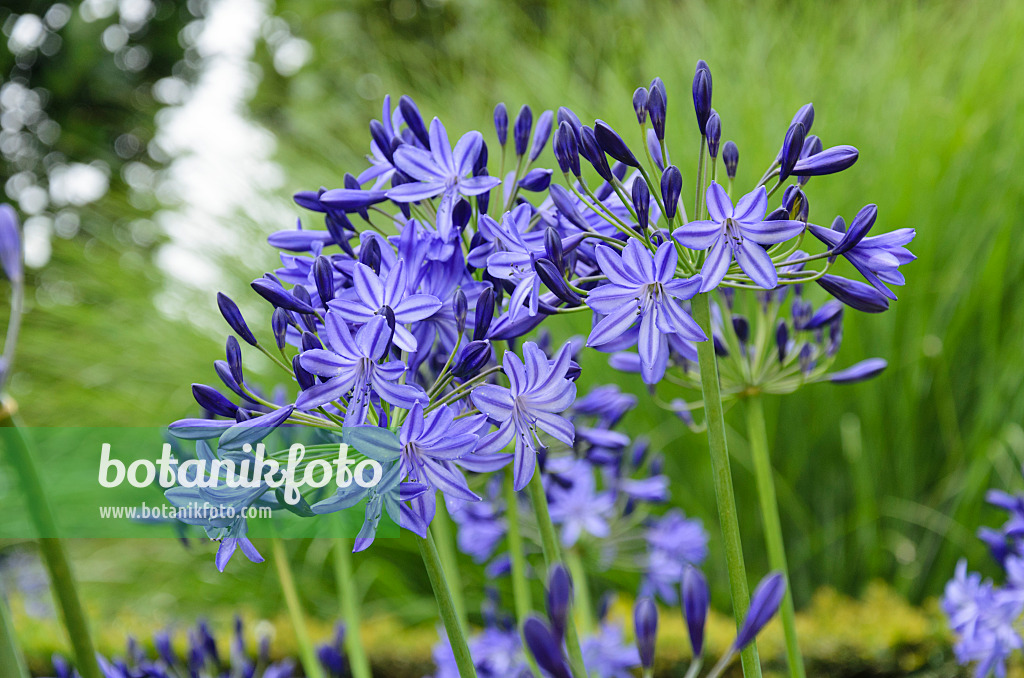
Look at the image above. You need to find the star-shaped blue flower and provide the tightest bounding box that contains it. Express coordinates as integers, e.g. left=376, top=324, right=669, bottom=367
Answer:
left=673, top=182, right=805, bottom=292
left=585, top=239, right=705, bottom=384
left=471, top=342, right=577, bottom=490
left=387, top=118, right=501, bottom=241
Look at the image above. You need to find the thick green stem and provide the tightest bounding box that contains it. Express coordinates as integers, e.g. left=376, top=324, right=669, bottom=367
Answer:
left=0, top=405, right=102, bottom=678
left=432, top=499, right=468, bottom=628
left=745, top=395, right=806, bottom=678
left=527, top=472, right=588, bottom=678
left=689, top=294, right=762, bottom=678
left=504, top=473, right=542, bottom=677
left=271, top=538, right=326, bottom=678
left=0, top=593, right=29, bottom=678
left=332, top=539, right=372, bottom=678
left=417, top=532, right=478, bottom=678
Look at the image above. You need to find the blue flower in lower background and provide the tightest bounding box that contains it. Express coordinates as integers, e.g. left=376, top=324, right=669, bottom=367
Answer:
left=943, top=478, right=1024, bottom=677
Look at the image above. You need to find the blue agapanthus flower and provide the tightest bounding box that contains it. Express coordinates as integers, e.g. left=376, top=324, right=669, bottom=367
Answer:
left=585, top=239, right=704, bottom=383
left=674, top=183, right=805, bottom=292
left=472, top=342, right=577, bottom=490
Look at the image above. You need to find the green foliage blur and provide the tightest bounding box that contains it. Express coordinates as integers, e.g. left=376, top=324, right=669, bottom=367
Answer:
left=3, top=0, right=1024, bottom=642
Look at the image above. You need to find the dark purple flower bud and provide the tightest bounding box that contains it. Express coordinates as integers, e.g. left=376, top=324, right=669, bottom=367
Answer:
left=714, top=335, right=729, bottom=357
left=682, top=565, right=710, bottom=657
left=292, top=355, right=315, bottom=390
left=250, top=279, right=315, bottom=315
left=473, top=142, right=490, bottom=176
left=448, top=290, right=467, bottom=337
left=226, top=336, right=244, bottom=383
left=734, top=572, right=787, bottom=650
left=535, top=258, right=582, bottom=305
left=359, top=238, right=382, bottom=274
left=192, top=384, right=238, bottom=418
left=776, top=321, right=789, bottom=362
left=214, top=360, right=248, bottom=401
left=634, top=597, right=658, bottom=669
left=217, top=292, right=258, bottom=346
left=817, top=274, right=890, bottom=313
left=313, top=255, right=335, bottom=303
left=271, top=308, right=289, bottom=350
left=518, top=168, right=553, bottom=192
left=369, top=119, right=394, bottom=164
left=594, top=120, right=639, bottom=168
left=692, top=60, right=712, bottom=134
left=452, top=340, right=491, bottom=378
left=524, top=617, right=571, bottom=678
left=831, top=215, right=847, bottom=234
left=765, top=207, right=789, bottom=222
left=494, top=102, right=509, bottom=146
left=514, top=105, right=533, bottom=157
left=326, top=211, right=354, bottom=252
left=732, top=315, right=750, bottom=344
left=792, top=145, right=859, bottom=177
left=474, top=287, right=495, bottom=340
left=453, top=198, right=473, bottom=232
left=647, top=77, right=667, bottom=140
left=530, top=110, right=554, bottom=161
left=546, top=564, right=572, bottom=642
left=544, top=228, right=564, bottom=271
left=790, top=103, right=815, bottom=136
left=547, top=190, right=585, bottom=238
left=778, top=122, right=807, bottom=182
left=293, top=190, right=325, bottom=212
left=705, top=110, right=722, bottom=158
left=633, top=87, right=649, bottom=124
left=566, top=360, right=582, bottom=381
left=798, top=135, right=823, bottom=186
left=319, top=188, right=388, bottom=211
left=834, top=204, right=877, bottom=256
left=398, top=95, right=429, bottom=147
left=557, top=107, right=583, bottom=143
left=723, top=140, right=739, bottom=180
left=661, top=165, right=683, bottom=221
left=829, top=357, right=887, bottom=384
left=804, top=300, right=843, bottom=330
left=300, top=331, right=322, bottom=352
left=476, top=173, right=491, bottom=215
left=0, top=204, right=22, bottom=282
left=553, top=121, right=581, bottom=177
left=579, top=126, right=613, bottom=182
left=632, top=179, right=650, bottom=232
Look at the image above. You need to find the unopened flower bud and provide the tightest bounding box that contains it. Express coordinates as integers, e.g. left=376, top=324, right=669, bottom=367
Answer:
left=494, top=103, right=508, bottom=146
left=723, top=140, right=739, bottom=180
left=705, top=110, right=722, bottom=158
left=453, top=289, right=468, bottom=335
left=632, top=178, right=650, bottom=232
left=692, top=60, right=712, bottom=135
left=514, top=104, right=533, bottom=157
left=647, top=77, right=667, bottom=140
left=217, top=292, right=258, bottom=346
left=633, top=87, right=649, bottom=124
left=634, top=597, right=658, bottom=669
left=595, top=120, right=639, bottom=167
left=661, top=165, right=683, bottom=221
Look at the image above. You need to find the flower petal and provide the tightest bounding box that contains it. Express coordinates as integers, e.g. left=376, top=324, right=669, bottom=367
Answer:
left=471, top=384, right=515, bottom=420
left=734, top=239, right=778, bottom=289
left=698, top=237, right=732, bottom=293
left=453, top=131, right=484, bottom=177
left=587, top=303, right=639, bottom=347
left=673, top=220, right=722, bottom=250
left=733, top=186, right=768, bottom=224
left=705, top=182, right=733, bottom=222
left=392, top=145, right=445, bottom=182
left=742, top=219, right=805, bottom=246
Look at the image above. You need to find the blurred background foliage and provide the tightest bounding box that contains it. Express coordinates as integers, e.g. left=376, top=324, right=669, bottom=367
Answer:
left=2, top=0, right=1023, bottom=672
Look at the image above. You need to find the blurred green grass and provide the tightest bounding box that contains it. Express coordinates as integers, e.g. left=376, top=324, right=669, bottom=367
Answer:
left=5, top=0, right=1024, bottom=649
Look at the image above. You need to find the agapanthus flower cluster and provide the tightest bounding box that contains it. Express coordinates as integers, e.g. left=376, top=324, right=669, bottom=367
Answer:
left=943, top=479, right=1024, bottom=677
left=45, top=617, right=348, bottom=678
left=165, top=57, right=913, bottom=573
